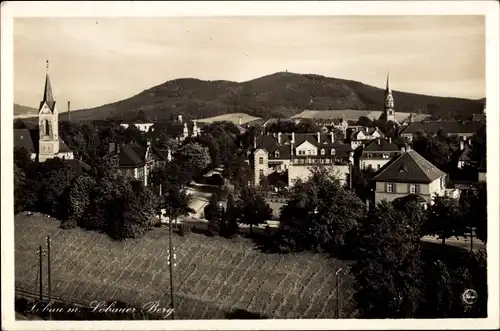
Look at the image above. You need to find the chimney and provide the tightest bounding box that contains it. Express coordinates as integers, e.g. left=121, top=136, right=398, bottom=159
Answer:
left=388, top=137, right=392, bottom=144
left=239, top=116, right=242, bottom=125
left=468, top=138, right=471, bottom=146
left=178, top=114, right=183, bottom=123
left=377, top=139, right=380, bottom=145
left=67, top=101, right=71, bottom=122
left=278, top=132, right=282, bottom=144
left=317, top=132, right=321, bottom=143
left=291, top=132, right=295, bottom=144
left=253, top=136, right=257, bottom=149
left=401, top=146, right=406, bottom=152
left=460, top=140, right=465, bottom=151
left=330, top=131, right=335, bottom=143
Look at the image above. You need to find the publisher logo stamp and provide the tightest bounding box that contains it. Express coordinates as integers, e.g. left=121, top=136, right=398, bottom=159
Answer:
left=461, top=289, right=478, bottom=306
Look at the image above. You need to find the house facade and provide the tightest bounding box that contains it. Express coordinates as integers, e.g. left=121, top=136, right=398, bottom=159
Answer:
left=349, top=126, right=385, bottom=149
left=246, top=132, right=353, bottom=187
left=103, top=141, right=172, bottom=186
left=371, top=149, right=448, bottom=204
left=359, top=138, right=402, bottom=171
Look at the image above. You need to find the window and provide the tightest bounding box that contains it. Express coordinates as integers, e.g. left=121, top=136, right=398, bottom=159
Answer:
left=275, top=151, right=280, bottom=158
left=386, top=183, right=394, bottom=193
left=331, top=149, right=336, bottom=155
left=259, top=169, right=264, bottom=178
left=377, top=164, right=381, bottom=170
left=367, top=153, right=372, bottom=159
left=409, top=184, right=419, bottom=194
left=259, top=157, right=264, bottom=164
left=307, top=150, right=312, bottom=155
left=321, top=149, right=325, bottom=155
left=325, top=158, right=330, bottom=164
left=382, top=153, right=390, bottom=159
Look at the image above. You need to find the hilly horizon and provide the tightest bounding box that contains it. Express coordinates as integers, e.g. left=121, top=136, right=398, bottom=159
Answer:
left=16, top=72, right=485, bottom=122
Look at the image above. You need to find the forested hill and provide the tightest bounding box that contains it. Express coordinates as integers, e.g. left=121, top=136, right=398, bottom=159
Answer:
left=20, top=72, right=485, bottom=122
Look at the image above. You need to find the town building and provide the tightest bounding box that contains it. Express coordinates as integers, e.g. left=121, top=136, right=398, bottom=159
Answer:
left=358, top=138, right=402, bottom=171
left=371, top=148, right=449, bottom=204
left=349, top=126, right=385, bottom=149
left=14, top=61, right=74, bottom=162
left=399, top=120, right=485, bottom=142
left=103, top=141, right=172, bottom=187
left=245, top=132, right=353, bottom=187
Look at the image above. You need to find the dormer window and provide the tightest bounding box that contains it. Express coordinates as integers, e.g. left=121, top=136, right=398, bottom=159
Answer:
left=321, top=149, right=325, bottom=155
left=382, top=153, right=390, bottom=159
left=275, top=151, right=280, bottom=158
left=330, top=149, right=336, bottom=155
left=367, top=153, right=372, bottom=159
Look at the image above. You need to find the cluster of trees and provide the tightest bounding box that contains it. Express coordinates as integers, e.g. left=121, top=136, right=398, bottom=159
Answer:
left=237, top=168, right=487, bottom=318
left=14, top=118, right=242, bottom=240
left=204, top=186, right=273, bottom=237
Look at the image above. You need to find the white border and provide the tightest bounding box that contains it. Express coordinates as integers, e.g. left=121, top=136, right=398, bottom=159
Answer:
left=2, top=1, right=499, bottom=330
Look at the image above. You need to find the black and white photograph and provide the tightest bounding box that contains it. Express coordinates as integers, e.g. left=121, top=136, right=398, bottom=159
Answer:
left=2, top=1, right=499, bottom=330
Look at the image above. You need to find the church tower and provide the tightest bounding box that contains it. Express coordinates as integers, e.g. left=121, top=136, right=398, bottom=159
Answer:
left=38, top=60, right=60, bottom=162
left=383, top=73, right=396, bottom=122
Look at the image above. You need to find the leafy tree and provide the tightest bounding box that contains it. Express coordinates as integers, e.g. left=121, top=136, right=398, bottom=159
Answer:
left=227, top=154, right=252, bottom=191
left=14, top=165, right=26, bottom=214
left=279, top=168, right=365, bottom=252
left=221, top=193, right=239, bottom=238
left=351, top=167, right=375, bottom=202
left=14, top=146, right=31, bottom=170
left=412, top=132, right=451, bottom=171
left=66, top=175, right=96, bottom=228
left=162, top=187, right=194, bottom=224
left=352, top=201, right=423, bottom=318
left=392, top=195, right=428, bottom=237
left=36, top=158, right=78, bottom=219
left=236, top=187, right=272, bottom=235
left=205, top=193, right=223, bottom=235
left=177, top=142, right=211, bottom=178
left=425, top=195, right=466, bottom=245
left=356, top=116, right=373, bottom=127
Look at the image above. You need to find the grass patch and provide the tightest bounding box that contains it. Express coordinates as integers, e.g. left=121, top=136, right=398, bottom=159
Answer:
left=15, top=213, right=352, bottom=319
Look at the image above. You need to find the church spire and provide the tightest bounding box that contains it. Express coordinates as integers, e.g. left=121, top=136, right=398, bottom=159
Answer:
left=385, top=72, right=391, bottom=94
left=43, top=60, right=54, bottom=103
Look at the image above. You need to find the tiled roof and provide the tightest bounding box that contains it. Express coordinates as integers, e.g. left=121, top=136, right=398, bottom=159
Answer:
left=248, top=133, right=352, bottom=159
left=362, top=139, right=400, bottom=153
left=14, top=129, right=36, bottom=153
left=350, top=127, right=385, bottom=140
left=59, top=139, right=72, bottom=153
left=400, top=120, right=485, bottom=135
left=104, top=142, right=170, bottom=167
left=372, top=150, right=446, bottom=184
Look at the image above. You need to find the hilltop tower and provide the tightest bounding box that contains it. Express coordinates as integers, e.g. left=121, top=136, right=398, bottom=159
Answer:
left=382, top=73, right=396, bottom=122
left=38, top=60, right=61, bottom=162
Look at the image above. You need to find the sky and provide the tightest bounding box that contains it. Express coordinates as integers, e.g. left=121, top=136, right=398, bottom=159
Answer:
left=14, top=16, right=485, bottom=110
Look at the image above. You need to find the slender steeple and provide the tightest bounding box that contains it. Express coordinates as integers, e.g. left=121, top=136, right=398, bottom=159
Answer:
left=43, top=60, right=54, bottom=103
left=385, top=72, right=391, bottom=94
left=382, top=72, right=395, bottom=122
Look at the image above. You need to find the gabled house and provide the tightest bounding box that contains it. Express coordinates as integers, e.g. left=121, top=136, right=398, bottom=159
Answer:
left=371, top=149, right=448, bottom=204
left=399, top=120, right=485, bottom=142
left=359, top=138, right=402, bottom=171
left=103, top=141, right=172, bottom=186
left=349, top=126, right=385, bottom=149
left=245, top=131, right=353, bottom=187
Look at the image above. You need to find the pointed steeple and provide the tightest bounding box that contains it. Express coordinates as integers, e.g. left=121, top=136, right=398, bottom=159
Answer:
left=385, top=72, right=392, bottom=94
left=43, top=60, right=54, bottom=103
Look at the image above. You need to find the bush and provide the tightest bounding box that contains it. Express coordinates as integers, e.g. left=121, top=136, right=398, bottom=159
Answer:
left=60, top=218, right=77, bottom=229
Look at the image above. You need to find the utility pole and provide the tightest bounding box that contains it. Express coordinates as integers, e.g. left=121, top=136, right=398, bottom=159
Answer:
left=168, top=212, right=176, bottom=320
left=38, top=245, right=43, bottom=303
left=46, top=236, right=52, bottom=320
left=336, top=268, right=342, bottom=319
